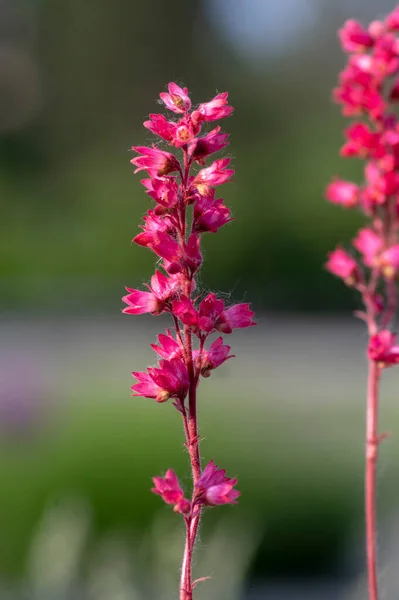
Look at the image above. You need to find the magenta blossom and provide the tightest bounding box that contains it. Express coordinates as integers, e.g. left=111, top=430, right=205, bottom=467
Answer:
left=122, top=271, right=179, bottom=315
left=326, top=179, right=359, bottom=207
left=192, top=92, right=234, bottom=123
left=124, top=84, right=252, bottom=599
left=325, top=247, right=359, bottom=282
left=189, top=126, right=229, bottom=162
left=193, top=158, right=234, bottom=194
left=131, top=146, right=180, bottom=177
left=193, top=198, right=232, bottom=233
left=368, top=330, right=399, bottom=366
left=195, top=461, right=240, bottom=506
left=143, top=114, right=176, bottom=142
left=160, top=82, right=191, bottom=114
left=338, top=19, right=374, bottom=53
left=151, top=330, right=183, bottom=361
left=195, top=337, right=234, bottom=377
left=152, top=469, right=190, bottom=514
left=132, top=357, right=189, bottom=403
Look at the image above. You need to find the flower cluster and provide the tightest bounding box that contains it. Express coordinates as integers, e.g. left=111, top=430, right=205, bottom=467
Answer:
left=326, top=7, right=399, bottom=367
left=123, top=83, right=255, bottom=598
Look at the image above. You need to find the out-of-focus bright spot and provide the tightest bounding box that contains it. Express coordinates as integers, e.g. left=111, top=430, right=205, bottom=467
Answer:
left=204, top=0, right=318, bottom=57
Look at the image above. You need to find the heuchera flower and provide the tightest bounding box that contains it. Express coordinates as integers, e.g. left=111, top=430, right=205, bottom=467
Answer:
left=122, top=271, right=179, bottom=315
left=131, top=146, right=180, bottom=177
left=151, top=330, right=183, bottom=360
left=338, top=20, right=374, bottom=53
left=189, top=126, right=229, bottom=162
left=160, top=82, right=191, bottom=114
left=353, top=228, right=383, bottom=266
left=368, top=330, right=399, bottom=366
left=195, top=337, right=234, bottom=377
left=152, top=469, right=191, bottom=514
left=325, top=248, right=359, bottom=283
left=193, top=158, right=234, bottom=195
left=132, top=358, right=189, bottom=403
left=191, top=92, right=234, bottom=124
left=326, top=180, right=359, bottom=207
left=195, top=461, right=240, bottom=506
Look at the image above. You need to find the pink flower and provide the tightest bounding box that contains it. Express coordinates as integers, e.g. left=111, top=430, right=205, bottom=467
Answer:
left=215, top=303, right=256, bottom=334
left=123, top=271, right=179, bottom=315
left=198, top=293, right=225, bottom=332
left=189, top=126, right=229, bottom=162
left=143, top=114, right=176, bottom=142
left=134, top=231, right=180, bottom=262
left=338, top=20, right=374, bottom=53
left=195, top=337, right=234, bottom=377
left=368, top=330, right=399, bottom=366
left=386, top=7, right=399, bottom=31
left=172, top=118, right=196, bottom=148
left=191, top=92, right=234, bottom=124
left=193, top=198, right=232, bottom=233
left=131, top=146, right=180, bottom=177
left=195, top=461, right=240, bottom=506
left=143, top=177, right=179, bottom=209
left=151, top=330, right=183, bottom=360
left=193, top=158, right=234, bottom=195
left=160, top=82, right=191, bottom=114
left=172, top=295, right=198, bottom=327
left=340, top=123, right=383, bottom=158
left=325, top=180, right=359, bottom=207
left=152, top=469, right=191, bottom=514
left=325, top=247, right=359, bottom=282
left=379, top=244, right=399, bottom=277
left=353, top=228, right=383, bottom=266
left=132, top=357, right=189, bottom=403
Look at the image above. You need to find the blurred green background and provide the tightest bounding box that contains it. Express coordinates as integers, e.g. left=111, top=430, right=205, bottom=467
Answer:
left=2, top=1, right=399, bottom=598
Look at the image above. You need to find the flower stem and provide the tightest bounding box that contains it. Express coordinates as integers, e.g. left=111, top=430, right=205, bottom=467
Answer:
left=365, top=359, right=381, bottom=600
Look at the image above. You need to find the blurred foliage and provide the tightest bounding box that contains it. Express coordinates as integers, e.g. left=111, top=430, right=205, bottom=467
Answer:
left=0, top=0, right=372, bottom=313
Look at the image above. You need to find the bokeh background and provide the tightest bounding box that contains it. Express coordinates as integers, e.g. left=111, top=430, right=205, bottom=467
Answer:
left=2, top=1, right=399, bottom=598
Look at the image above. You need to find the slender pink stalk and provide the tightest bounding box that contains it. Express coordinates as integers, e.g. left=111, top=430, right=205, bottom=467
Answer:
left=326, top=8, right=399, bottom=599
left=365, top=359, right=380, bottom=600
left=123, top=83, right=254, bottom=598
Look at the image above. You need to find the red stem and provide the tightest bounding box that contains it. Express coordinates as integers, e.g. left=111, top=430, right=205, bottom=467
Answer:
left=365, top=359, right=381, bottom=600
left=179, top=146, right=202, bottom=600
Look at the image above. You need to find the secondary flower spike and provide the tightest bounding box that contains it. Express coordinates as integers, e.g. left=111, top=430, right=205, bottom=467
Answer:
left=123, top=82, right=255, bottom=600
left=325, top=8, right=399, bottom=600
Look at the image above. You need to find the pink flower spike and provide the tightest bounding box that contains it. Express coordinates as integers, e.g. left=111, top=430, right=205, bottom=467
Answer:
left=338, top=19, right=374, bottom=53
left=325, top=180, right=359, bottom=208
left=195, top=461, right=240, bottom=506
left=152, top=469, right=190, bottom=514
left=368, top=331, right=399, bottom=366
left=325, top=247, right=359, bottom=283
left=143, top=114, right=176, bottom=142
left=192, top=92, right=234, bottom=123
left=131, top=146, right=180, bottom=177
left=216, top=303, right=256, bottom=334
left=160, top=82, right=191, bottom=114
